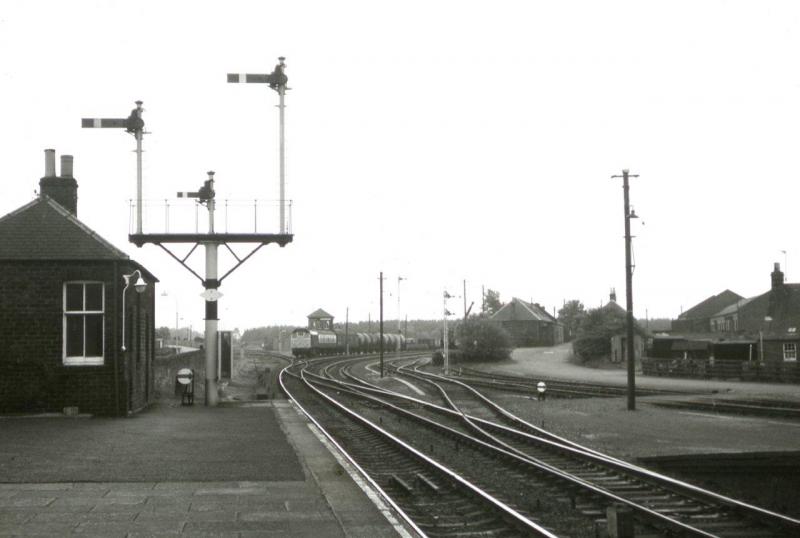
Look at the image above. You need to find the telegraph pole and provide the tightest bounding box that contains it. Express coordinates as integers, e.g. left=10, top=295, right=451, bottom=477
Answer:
left=612, top=169, right=639, bottom=411
left=397, top=276, right=405, bottom=334
left=379, top=272, right=384, bottom=378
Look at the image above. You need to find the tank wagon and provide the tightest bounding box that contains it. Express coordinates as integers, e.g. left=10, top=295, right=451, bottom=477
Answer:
left=290, top=308, right=406, bottom=358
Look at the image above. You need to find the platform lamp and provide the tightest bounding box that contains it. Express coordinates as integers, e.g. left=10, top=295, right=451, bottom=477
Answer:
left=122, top=270, right=148, bottom=351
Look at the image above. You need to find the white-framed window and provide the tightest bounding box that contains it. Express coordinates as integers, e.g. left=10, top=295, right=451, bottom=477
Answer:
left=63, top=282, right=105, bottom=365
left=783, top=342, right=797, bottom=362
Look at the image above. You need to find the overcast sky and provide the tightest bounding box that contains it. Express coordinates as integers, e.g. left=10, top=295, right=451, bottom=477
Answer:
left=2, top=1, right=800, bottom=332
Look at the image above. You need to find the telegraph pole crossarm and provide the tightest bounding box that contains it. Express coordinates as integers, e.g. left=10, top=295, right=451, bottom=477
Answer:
left=611, top=169, right=639, bottom=412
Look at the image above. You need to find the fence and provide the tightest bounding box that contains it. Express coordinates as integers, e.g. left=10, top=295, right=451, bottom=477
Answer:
left=642, top=357, right=800, bottom=383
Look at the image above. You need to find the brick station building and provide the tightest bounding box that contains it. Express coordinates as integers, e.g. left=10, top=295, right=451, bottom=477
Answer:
left=0, top=150, right=157, bottom=416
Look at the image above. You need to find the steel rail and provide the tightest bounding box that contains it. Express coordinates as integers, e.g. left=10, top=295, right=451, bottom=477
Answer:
left=277, top=362, right=427, bottom=538
left=405, top=364, right=800, bottom=534
left=282, top=360, right=560, bottom=537
left=307, top=356, right=800, bottom=536
left=306, top=366, right=722, bottom=537
left=306, top=354, right=800, bottom=535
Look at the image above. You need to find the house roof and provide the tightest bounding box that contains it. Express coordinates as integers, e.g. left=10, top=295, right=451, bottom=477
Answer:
left=308, top=308, right=334, bottom=319
left=0, top=196, right=129, bottom=260
left=678, top=289, right=743, bottom=320
left=712, top=297, right=755, bottom=318
left=760, top=284, right=800, bottom=336
left=603, top=300, right=627, bottom=316
left=490, top=298, right=557, bottom=323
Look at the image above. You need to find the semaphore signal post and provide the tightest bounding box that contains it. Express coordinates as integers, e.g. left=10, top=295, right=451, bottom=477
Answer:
left=82, top=57, right=293, bottom=407
left=227, top=56, right=289, bottom=234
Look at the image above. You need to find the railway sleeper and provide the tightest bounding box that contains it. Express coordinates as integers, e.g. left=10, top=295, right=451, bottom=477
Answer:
left=415, top=473, right=442, bottom=495
left=691, top=520, right=773, bottom=533
left=388, top=473, right=415, bottom=495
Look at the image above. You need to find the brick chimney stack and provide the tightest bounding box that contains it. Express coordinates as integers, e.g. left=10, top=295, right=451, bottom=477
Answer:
left=610, top=288, right=617, bottom=303
left=39, top=149, right=78, bottom=216
left=771, top=262, right=784, bottom=291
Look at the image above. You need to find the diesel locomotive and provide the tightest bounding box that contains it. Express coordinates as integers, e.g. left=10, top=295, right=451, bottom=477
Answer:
left=290, top=308, right=406, bottom=358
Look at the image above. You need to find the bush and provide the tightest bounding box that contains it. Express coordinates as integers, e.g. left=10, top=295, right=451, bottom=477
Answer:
left=456, top=319, right=512, bottom=362
left=572, top=336, right=610, bottom=362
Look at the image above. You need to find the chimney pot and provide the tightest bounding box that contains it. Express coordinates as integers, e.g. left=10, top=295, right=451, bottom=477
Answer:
left=60, top=155, right=74, bottom=178
left=44, top=149, right=56, bottom=177
left=39, top=150, right=78, bottom=216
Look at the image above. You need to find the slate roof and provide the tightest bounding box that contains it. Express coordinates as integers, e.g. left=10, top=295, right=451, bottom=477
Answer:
left=712, top=297, right=754, bottom=318
left=491, top=298, right=557, bottom=323
left=0, top=196, right=129, bottom=260
left=307, top=308, right=334, bottom=319
left=678, top=289, right=743, bottom=320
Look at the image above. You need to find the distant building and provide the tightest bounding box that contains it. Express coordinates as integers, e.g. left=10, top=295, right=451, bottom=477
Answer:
left=729, top=263, right=800, bottom=364
left=0, top=150, right=157, bottom=416
left=672, top=289, right=743, bottom=333
left=306, top=308, right=334, bottom=330
left=603, top=289, right=645, bottom=363
left=490, top=298, right=563, bottom=347
left=650, top=263, right=800, bottom=376
left=610, top=333, right=645, bottom=364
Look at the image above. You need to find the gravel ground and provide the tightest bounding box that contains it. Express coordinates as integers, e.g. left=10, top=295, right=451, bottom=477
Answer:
left=452, top=345, right=800, bottom=462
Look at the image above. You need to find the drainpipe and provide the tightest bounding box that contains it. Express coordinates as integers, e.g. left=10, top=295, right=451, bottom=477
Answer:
left=113, top=261, right=121, bottom=416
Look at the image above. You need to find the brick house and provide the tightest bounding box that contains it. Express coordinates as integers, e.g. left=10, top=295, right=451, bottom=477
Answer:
left=672, top=289, right=743, bottom=333
left=727, top=263, right=800, bottom=365
left=0, top=150, right=157, bottom=416
left=490, top=297, right=563, bottom=347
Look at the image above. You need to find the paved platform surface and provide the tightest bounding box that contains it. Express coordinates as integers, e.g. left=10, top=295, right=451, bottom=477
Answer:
left=0, top=401, right=406, bottom=537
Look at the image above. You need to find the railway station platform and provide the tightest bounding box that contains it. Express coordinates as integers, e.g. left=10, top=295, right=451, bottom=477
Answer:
left=0, top=400, right=408, bottom=537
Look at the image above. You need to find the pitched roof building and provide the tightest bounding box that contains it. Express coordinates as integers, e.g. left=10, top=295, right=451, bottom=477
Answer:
left=490, top=297, right=563, bottom=347
left=307, top=308, right=334, bottom=330
left=672, top=289, right=743, bottom=333
left=0, top=150, right=157, bottom=416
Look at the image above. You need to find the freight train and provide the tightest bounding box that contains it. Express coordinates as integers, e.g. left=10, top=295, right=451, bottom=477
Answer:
left=290, top=327, right=406, bottom=358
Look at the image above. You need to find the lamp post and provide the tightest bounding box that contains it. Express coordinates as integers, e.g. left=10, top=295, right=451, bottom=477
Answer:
left=161, top=290, right=179, bottom=345
left=612, top=169, right=639, bottom=411
left=122, top=270, right=148, bottom=352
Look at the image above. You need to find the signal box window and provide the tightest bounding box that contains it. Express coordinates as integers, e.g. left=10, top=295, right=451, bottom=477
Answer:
left=783, top=343, right=797, bottom=362
left=64, top=282, right=105, bottom=365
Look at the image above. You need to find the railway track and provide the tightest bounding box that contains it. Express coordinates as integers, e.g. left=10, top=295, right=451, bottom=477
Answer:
left=281, top=355, right=560, bottom=537
left=280, top=354, right=800, bottom=537
left=449, top=365, right=800, bottom=420
left=449, top=366, right=690, bottom=399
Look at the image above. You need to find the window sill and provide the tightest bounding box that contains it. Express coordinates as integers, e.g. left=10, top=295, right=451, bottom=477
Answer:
left=63, top=357, right=105, bottom=366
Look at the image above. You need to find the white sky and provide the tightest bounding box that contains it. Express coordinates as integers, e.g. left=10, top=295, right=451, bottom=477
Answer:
left=2, top=1, right=800, bottom=331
